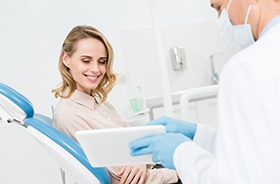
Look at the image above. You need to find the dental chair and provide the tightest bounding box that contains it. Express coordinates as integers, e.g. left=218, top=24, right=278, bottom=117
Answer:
left=180, top=85, right=218, bottom=128
left=0, top=82, right=110, bottom=184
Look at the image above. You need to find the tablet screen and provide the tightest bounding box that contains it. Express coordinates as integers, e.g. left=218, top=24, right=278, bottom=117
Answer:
left=76, top=125, right=166, bottom=167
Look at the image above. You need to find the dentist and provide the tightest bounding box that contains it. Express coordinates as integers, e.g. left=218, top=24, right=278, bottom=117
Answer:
left=130, top=0, right=280, bottom=183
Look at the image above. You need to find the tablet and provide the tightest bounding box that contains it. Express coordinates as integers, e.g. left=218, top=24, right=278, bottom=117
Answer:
left=76, top=125, right=166, bottom=167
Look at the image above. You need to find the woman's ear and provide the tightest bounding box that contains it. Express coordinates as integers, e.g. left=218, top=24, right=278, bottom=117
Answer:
left=62, top=52, right=70, bottom=68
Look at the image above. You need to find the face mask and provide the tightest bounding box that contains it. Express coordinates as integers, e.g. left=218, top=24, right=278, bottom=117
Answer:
left=217, top=0, right=255, bottom=49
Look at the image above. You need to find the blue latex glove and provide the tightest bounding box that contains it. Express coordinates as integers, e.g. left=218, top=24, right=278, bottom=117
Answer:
left=146, top=116, right=197, bottom=140
left=129, top=133, right=191, bottom=170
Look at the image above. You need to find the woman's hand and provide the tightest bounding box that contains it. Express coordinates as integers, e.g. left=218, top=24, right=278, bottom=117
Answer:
left=117, top=164, right=147, bottom=184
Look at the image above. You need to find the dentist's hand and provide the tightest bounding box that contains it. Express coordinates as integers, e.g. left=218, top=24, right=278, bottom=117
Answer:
left=146, top=116, right=197, bottom=140
left=130, top=133, right=191, bottom=170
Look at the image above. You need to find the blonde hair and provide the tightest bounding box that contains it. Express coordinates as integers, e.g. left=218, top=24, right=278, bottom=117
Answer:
left=52, top=25, right=116, bottom=103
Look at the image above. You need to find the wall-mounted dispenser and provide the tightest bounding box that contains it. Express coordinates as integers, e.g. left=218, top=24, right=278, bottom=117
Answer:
left=170, top=46, right=186, bottom=71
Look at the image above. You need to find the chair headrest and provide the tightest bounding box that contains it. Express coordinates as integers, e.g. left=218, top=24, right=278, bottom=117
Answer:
left=0, top=83, right=34, bottom=118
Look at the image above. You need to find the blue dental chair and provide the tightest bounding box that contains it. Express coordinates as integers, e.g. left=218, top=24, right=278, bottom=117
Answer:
left=0, top=82, right=110, bottom=184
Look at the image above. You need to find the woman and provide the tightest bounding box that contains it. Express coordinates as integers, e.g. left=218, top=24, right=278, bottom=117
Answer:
left=52, top=25, right=179, bottom=184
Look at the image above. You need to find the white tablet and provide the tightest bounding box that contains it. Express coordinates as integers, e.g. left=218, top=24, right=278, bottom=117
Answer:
left=76, top=125, right=166, bottom=167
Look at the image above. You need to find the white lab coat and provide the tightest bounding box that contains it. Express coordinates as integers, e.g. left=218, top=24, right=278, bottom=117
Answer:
left=174, top=22, right=280, bottom=184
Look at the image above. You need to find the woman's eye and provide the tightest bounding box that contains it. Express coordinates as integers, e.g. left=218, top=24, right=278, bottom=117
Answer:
left=99, top=60, right=107, bottom=65
left=82, top=60, right=90, bottom=63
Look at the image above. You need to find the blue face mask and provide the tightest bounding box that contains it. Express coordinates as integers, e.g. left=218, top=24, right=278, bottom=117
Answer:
left=217, top=0, right=255, bottom=49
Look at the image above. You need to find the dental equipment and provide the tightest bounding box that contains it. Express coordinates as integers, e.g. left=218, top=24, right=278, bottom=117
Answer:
left=0, top=82, right=110, bottom=184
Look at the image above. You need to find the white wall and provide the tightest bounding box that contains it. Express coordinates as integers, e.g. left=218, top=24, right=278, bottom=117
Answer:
left=0, top=0, right=153, bottom=117
left=0, top=0, right=238, bottom=119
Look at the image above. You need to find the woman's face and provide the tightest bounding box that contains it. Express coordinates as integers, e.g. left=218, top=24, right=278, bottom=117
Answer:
left=63, top=38, right=107, bottom=95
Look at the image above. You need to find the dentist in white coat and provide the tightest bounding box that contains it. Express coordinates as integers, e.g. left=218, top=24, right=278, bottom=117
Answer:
left=130, top=0, right=280, bottom=183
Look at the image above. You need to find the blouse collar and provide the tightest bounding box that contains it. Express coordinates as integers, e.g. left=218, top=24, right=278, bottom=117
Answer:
left=70, top=89, right=97, bottom=110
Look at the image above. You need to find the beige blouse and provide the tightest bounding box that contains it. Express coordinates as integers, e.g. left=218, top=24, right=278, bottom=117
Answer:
left=52, top=90, right=178, bottom=184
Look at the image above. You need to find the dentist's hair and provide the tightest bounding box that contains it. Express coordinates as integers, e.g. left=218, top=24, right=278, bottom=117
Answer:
left=52, top=25, right=116, bottom=103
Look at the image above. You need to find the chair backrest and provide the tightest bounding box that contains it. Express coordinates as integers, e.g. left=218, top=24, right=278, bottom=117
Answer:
left=33, top=113, right=53, bottom=126
left=25, top=117, right=110, bottom=184
left=0, top=82, right=110, bottom=184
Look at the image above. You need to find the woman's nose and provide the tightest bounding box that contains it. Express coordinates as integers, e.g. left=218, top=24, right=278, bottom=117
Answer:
left=90, top=61, right=100, bottom=72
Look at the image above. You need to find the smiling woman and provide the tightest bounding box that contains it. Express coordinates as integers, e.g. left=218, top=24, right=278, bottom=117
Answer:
left=52, top=25, right=116, bottom=102
left=51, top=25, right=180, bottom=184
left=62, top=38, right=108, bottom=95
